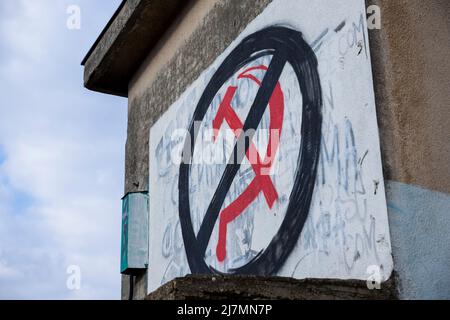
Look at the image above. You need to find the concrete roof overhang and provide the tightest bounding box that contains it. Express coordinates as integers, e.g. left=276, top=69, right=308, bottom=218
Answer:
left=81, top=0, right=187, bottom=97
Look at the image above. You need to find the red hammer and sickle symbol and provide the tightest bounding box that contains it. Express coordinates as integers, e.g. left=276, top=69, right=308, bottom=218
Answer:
left=212, top=65, right=285, bottom=262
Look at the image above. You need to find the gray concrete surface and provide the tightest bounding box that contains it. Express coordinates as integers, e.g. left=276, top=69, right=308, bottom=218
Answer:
left=368, top=0, right=450, bottom=194
left=82, top=0, right=188, bottom=96
left=83, top=0, right=450, bottom=299
left=386, top=181, right=450, bottom=299
left=367, top=0, right=450, bottom=299
left=147, top=275, right=396, bottom=300
left=122, top=0, right=272, bottom=299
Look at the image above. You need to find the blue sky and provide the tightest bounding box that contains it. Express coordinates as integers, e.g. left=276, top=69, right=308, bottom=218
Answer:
left=0, top=0, right=126, bottom=299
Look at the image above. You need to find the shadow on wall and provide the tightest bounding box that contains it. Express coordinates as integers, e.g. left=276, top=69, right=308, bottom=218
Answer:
left=386, top=181, right=450, bottom=299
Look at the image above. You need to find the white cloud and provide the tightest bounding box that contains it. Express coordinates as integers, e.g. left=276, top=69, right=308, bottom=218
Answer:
left=0, top=1, right=55, bottom=60
left=0, top=0, right=126, bottom=299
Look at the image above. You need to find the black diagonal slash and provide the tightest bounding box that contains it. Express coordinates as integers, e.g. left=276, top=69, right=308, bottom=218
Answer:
left=196, top=53, right=287, bottom=256
left=179, top=26, right=322, bottom=276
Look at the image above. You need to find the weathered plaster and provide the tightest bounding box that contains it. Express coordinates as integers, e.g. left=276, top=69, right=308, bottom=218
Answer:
left=128, top=0, right=219, bottom=100
left=368, top=0, right=450, bottom=194
left=386, top=181, right=450, bottom=299
left=83, top=0, right=188, bottom=96
left=367, top=0, right=450, bottom=299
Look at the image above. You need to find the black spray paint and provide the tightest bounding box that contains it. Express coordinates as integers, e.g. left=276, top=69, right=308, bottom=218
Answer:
left=179, top=26, right=323, bottom=275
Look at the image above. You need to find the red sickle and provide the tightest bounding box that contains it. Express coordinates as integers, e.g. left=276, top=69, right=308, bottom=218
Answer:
left=212, top=65, right=285, bottom=262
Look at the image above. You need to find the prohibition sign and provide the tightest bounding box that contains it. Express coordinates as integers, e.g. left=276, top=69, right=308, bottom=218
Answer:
left=212, top=64, right=284, bottom=262
left=179, top=26, right=323, bottom=275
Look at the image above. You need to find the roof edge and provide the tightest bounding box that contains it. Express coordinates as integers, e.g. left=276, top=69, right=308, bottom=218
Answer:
left=82, top=0, right=188, bottom=97
left=81, top=0, right=127, bottom=66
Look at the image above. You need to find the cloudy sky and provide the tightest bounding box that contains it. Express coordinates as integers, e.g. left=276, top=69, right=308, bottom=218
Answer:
left=0, top=0, right=126, bottom=299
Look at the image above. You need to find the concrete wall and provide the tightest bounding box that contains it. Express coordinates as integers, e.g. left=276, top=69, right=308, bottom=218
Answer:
left=146, top=0, right=393, bottom=294
left=122, top=0, right=450, bottom=299
left=123, top=0, right=272, bottom=300
left=386, top=182, right=450, bottom=299
left=367, top=0, right=450, bottom=299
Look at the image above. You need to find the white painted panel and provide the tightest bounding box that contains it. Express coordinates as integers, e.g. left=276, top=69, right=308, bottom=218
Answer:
left=148, top=0, right=392, bottom=293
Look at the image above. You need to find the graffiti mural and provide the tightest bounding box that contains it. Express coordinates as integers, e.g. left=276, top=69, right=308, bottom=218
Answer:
left=148, top=0, right=393, bottom=293
left=179, top=26, right=322, bottom=275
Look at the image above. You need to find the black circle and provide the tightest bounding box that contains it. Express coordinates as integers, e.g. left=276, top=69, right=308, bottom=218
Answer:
left=179, top=26, right=322, bottom=275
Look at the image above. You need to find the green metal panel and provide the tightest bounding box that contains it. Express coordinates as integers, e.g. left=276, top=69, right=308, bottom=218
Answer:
left=120, top=192, right=149, bottom=274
